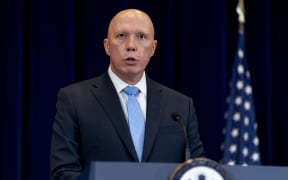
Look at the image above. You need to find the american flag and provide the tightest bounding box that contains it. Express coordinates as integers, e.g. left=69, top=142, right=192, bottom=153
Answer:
left=221, top=31, right=261, bottom=166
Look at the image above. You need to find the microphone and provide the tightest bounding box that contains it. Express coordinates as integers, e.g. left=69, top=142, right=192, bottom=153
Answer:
left=171, top=112, right=191, bottom=161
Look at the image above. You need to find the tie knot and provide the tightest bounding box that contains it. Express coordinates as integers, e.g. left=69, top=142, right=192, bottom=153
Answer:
left=123, top=86, right=139, bottom=96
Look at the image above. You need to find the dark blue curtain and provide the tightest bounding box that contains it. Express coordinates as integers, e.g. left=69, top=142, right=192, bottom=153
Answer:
left=1, top=0, right=288, bottom=179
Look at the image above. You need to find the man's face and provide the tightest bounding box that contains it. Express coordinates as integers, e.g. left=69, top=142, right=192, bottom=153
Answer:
left=104, top=10, right=157, bottom=83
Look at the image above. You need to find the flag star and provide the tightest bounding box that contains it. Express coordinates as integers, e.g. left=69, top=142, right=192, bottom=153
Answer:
left=246, top=71, right=250, bottom=79
left=251, top=152, right=260, bottom=162
left=244, top=101, right=251, bottom=110
left=253, top=137, right=259, bottom=146
left=242, top=147, right=249, bottom=157
left=237, top=64, right=244, bottom=74
left=227, top=161, right=236, bottom=166
left=236, top=80, right=244, bottom=90
left=229, top=144, right=237, bottom=153
left=231, top=128, right=239, bottom=137
left=244, top=116, right=249, bottom=126
left=241, top=163, right=248, bottom=166
left=245, top=85, right=252, bottom=95
left=233, top=112, right=241, bottom=121
left=243, top=132, right=249, bottom=141
left=254, top=123, right=258, bottom=130
left=238, top=48, right=244, bottom=59
left=235, top=96, right=242, bottom=105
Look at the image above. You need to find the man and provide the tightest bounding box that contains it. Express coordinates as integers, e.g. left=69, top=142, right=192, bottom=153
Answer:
left=50, top=8, right=205, bottom=180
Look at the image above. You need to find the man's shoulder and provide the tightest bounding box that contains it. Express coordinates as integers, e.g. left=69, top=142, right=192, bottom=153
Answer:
left=148, top=78, right=190, bottom=100
left=60, top=73, right=107, bottom=91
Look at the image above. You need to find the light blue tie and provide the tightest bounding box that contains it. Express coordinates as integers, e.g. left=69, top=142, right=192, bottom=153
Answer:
left=123, top=86, right=145, bottom=161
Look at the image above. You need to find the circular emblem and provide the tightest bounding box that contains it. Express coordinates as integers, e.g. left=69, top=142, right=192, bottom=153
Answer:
left=169, top=158, right=231, bottom=180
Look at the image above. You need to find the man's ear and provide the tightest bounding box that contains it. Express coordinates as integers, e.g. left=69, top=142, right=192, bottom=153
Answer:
left=103, top=39, right=110, bottom=55
left=151, top=40, right=157, bottom=57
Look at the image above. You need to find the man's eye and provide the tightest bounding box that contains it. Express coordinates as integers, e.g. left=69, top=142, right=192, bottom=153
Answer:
left=138, top=34, right=146, bottom=39
left=117, top=34, right=126, bottom=38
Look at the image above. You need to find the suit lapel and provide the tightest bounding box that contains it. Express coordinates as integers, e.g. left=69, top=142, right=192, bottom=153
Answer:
left=90, top=73, right=138, bottom=161
left=142, top=78, right=165, bottom=161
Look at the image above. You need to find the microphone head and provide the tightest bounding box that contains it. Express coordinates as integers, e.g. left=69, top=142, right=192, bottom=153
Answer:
left=171, top=112, right=181, bottom=122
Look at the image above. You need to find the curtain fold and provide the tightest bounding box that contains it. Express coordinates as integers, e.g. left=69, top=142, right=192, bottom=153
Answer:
left=1, top=0, right=24, bottom=179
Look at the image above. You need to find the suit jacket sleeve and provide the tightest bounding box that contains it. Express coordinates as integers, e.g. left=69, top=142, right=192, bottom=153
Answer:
left=187, top=98, right=206, bottom=158
left=50, top=88, right=81, bottom=180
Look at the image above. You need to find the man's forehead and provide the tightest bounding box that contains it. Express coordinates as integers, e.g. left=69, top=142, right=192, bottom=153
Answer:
left=113, top=17, right=150, bottom=28
left=107, top=9, right=155, bottom=37
left=113, top=11, right=150, bottom=26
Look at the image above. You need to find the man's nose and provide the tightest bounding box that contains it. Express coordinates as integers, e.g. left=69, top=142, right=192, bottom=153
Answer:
left=127, top=47, right=136, bottom=51
left=126, top=37, right=137, bottom=51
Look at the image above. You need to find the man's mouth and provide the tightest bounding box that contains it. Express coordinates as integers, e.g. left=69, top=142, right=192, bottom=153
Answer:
left=124, top=57, right=138, bottom=65
left=126, top=57, right=136, bottom=61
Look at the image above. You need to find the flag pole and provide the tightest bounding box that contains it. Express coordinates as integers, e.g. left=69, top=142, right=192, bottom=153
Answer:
left=236, top=0, right=245, bottom=34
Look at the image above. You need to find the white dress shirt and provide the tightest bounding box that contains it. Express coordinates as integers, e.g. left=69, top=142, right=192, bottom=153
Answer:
left=108, top=66, right=147, bottom=121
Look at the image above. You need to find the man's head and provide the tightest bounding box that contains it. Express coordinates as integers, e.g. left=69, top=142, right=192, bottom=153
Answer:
left=104, top=9, right=157, bottom=84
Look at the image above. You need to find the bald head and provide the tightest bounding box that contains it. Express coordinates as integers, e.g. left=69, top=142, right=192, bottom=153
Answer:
left=107, top=9, right=155, bottom=39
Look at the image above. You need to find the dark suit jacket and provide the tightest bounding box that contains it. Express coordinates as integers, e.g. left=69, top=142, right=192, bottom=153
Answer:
left=50, top=72, right=205, bottom=180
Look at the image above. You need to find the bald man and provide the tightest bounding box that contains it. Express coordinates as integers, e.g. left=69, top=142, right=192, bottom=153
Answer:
left=50, top=9, right=205, bottom=180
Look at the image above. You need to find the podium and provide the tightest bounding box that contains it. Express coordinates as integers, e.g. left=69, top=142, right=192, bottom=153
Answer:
left=78, top=161, right=288, bottom=180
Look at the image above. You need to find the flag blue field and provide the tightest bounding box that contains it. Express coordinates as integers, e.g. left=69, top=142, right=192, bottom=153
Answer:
left=222, top=31, right=261, bottom=166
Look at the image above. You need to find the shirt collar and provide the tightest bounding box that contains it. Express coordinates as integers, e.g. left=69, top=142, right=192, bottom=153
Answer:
left=108, top=65, right=147, bottom=96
